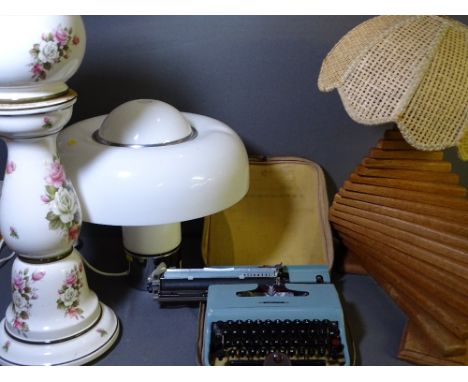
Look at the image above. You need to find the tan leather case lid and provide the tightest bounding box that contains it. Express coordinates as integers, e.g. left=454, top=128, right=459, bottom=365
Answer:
left=202, top=157, right=334, bottom=268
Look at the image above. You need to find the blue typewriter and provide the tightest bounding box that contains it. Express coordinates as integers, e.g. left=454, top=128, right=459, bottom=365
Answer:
left=151, top=264, right=352, bottom=366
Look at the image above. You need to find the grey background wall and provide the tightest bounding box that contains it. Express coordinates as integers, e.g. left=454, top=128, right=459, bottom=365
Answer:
left=1, top=15, right=467, bottom=217
left=73, top=15, right=468, bottom=195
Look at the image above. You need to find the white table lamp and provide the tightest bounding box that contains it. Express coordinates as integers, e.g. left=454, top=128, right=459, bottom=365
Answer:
left=58, top=99, right=249, bottom=287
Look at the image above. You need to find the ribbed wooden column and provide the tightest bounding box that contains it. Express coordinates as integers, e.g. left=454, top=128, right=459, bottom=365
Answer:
left=330, top=129, right=468, bottom=365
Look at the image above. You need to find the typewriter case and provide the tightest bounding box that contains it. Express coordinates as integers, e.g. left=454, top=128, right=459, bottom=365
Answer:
left=202, top=156, right=334, bottom=269
left=198, top=156, right=348, bottom=365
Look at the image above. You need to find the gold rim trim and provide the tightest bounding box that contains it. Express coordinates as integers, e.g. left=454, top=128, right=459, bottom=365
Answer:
left=0, top=89, right=77, bottom=111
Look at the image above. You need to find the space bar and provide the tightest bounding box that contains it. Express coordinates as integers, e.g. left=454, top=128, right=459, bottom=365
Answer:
left=228, top=359, right=326, bottom=366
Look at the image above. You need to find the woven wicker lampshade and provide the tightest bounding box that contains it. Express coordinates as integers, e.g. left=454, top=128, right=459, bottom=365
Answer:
left=318, top=16, right=468, bottom=160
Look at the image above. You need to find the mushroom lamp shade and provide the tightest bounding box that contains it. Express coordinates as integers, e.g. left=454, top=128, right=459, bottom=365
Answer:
left=58, top=99, right=249, bottom=281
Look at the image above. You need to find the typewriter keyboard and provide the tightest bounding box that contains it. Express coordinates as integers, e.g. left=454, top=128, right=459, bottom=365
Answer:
left=209, top=318, right=346, bottom=366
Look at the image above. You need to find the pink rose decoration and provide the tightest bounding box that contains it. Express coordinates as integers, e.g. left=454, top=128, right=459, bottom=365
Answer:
left=68, top=224, right=80, bottom=242
left=32, top=64, right=43, bottom=75
left=45, top=160, right=66, bottom=187
left=65, top=273, right=77, bottom=286
left=12, top=319, right=23, bottom=330
left=41, top=195, right=50, bottom=203
left=6, top=161, right=16, bottom=174
left=54, top=26, right=68, bottom=45
left=12, top=275, right=24, bottom=291
left=67, top=307, right=81, bottom=319
left=32, top=271, right=46, bottom=281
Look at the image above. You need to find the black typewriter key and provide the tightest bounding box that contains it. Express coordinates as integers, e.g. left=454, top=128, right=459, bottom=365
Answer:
left=330, top=348, right=340, bottom=360
left=259, top=347, right=267, bottom=356
left=269, top=325, right=277, bottom=336
left=317, top=326, right=326, bottom=336
left=318, top=346, right=327, bottom=357
left=261, top=320, right=272, bottom=335
left=282, top=338, right=290, bottom=347
left=298, top=346, right=306, bottom=356
left=247, top=322, right=258, bottom=336
left=330, top=336, right=342, bottom=348
left=238, top=347, right=247, bottom=357
left=329, top=322, right=340, bottom=337
left=308, top=330, right=317, bottom=339
left=216, top=349, right=225, bottom=360
left=228, top=348, right=236, bottom=357
left=230, top=324, right=239, bottom=335
left=287, top=347, right=296, bottom=357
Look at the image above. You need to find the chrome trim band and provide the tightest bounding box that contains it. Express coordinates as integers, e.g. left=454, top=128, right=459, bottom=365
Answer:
left=123, top=243, right=181, bottom=260
left=92, top=126, right=198, bottom=148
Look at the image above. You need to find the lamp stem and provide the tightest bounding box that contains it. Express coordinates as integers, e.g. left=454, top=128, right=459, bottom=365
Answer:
left=122, top=223, right=182, bottom=255
left=122, top=224, right=182, bottom=290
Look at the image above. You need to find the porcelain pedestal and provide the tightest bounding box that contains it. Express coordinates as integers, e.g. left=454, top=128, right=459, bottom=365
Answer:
left=0, top=93, right=119, bottom=365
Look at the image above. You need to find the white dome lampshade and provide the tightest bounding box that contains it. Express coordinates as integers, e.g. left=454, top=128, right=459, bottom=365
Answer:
left=58, top=99, right=249, bottom=287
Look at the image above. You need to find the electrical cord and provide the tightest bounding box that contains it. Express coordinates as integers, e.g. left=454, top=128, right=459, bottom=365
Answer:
left=0, top=238, right=130, bottom=276
left=79, top=252, right=130, bottom=277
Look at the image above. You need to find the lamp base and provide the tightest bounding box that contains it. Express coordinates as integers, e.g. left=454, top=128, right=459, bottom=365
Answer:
left=125, top=245, right=181, bottom=291
left=0, top=303, right=119, bottom=366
